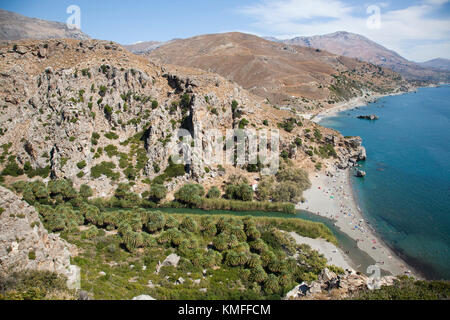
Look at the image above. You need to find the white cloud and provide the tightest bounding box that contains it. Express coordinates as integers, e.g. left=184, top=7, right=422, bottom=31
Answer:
left=237, top=0, right=450, bottom=61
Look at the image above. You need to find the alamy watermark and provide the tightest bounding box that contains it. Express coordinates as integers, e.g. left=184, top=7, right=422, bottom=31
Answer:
left=367, top=5, right=381, bottom=30
left=367, top=265, right=382, bottom=290
left=66, top=5, right=81, bottom=30
left=169, top=128, right=281, bottom=175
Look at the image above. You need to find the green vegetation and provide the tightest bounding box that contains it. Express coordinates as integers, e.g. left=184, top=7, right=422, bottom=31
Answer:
left=152, top=158, right=186, bottom=185
left=91, top=162, right=120, bottom=181
left=104, top=132, right=119, bottom=140
left=76, top=160, right=87, bottom=170
left=257, top=161, right=311, bottom=203
left=0, top=270, right=75, bottom=300
left=278, top=118, right=302, bottom=133
left=206, top=186, right=221, bottom=199
left=27, top=198, right=335, bottom=300
left=352, top=276, right=450, bottom=300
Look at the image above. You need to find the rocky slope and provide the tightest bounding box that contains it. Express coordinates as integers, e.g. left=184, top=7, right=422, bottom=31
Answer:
left=0, top=9, right=90, bottom=41
left=145, top=32, right=411, bottom=110
left=418, top=58, right=450, bottom=73
left=0, top=186, right=78, bottom=288
left=122, top=41, right=164, bottom=55
left=277, top=31, right=450, bottom=83
left=0, top=38, right=366, bottom=198
left=285, top=268, right=395, bottom=300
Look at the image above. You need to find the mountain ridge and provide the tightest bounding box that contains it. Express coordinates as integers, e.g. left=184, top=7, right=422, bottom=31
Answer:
left=274, top=31, right=450, bottom=83
left=0, top=8, right=90, bottom=41
left=145, top=32, right=411, bottom=110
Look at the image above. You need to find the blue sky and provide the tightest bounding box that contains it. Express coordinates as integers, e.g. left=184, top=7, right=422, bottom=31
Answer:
left=1, top=0, right=449, bottom=61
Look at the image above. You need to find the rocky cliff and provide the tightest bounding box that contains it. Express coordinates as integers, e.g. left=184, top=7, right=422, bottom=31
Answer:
left=0, top=186, right=78, bottom=288
left=0, top=39, right=365, bottom=197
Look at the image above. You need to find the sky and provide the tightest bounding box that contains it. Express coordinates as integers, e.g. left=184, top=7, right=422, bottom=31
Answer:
left=1, top=0, right=449, bottom=62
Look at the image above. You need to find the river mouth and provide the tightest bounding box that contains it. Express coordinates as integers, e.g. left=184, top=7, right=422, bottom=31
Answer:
left=140, top=207, right=383, bottom=276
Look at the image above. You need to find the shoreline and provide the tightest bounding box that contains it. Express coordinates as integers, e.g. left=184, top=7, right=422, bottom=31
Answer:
left=296, top=88, right=425, bottom=278
left=296, top=169, right=419, bottom=278
left=298, top=88, right=418, bottom=123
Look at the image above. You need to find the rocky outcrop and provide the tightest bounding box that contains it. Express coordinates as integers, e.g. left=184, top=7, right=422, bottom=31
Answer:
left=357, top=115, right=379, bottom=120
left=285, top=268, right=396, bottom=300
left=332, top=136, right=367, bottom=169
left=155, top=253, right=181, bottom=274
left=355, top=170, right=366, bottom=178
left=0, top=186, right=79, bottom=289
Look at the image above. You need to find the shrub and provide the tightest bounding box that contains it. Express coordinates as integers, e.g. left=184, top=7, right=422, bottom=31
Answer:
left=103, top=105, right=112, bottom=117
left=225, top=183, right=254, bottom=202
left=146, top=211, right=166, bottom=233
left=206, top=186, right=221, bottom=199
left=79, top=184, right=93, bottom=198
left=76, top=160, right=87, bottom=170
left=148, top=184, right=167, bottom=203
left=1, top=156, right=23, bottom=177
left=90, top=162, right=119, bottom=180
left=239, top=118, right=250, bottom=129
left=174, top=184, right=205, bottom=205
left=180, top=216, right=198, bottom=233
left=104, top=132, right=119, bottom=140
left=104, top=145, right=118, bottom=158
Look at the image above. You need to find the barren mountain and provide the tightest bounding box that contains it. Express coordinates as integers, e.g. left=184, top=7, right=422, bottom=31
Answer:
left=278, top=31, right=450, bottom=83
left=418, top=58, right=450, bottom=72
left=0, top=9, right=90, bottom=41
left=0, top=38, right=364, bottom=198
left=122, top=41, right=163, bottom=55
left=146, top=32, right=410, bottom=109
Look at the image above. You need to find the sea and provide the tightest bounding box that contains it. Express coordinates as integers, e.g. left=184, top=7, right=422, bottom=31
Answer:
left=319, top=85, right=450, bottom=280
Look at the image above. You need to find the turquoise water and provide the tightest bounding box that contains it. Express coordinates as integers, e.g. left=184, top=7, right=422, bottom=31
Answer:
left=320, top=85, right=450, bottom=279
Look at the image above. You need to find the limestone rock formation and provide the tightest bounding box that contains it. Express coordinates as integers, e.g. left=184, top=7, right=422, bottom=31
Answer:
left=0, top=186, right=79, bottom=288
left=155, top=253, right=181, bottom=274
left=284, top=268, right=396, bottom=300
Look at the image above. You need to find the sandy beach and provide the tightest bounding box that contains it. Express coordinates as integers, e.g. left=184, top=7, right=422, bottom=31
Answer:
left=298, top=89, right=416, bottom=123
left=296, top=168, right=418, bottom=278
left=289, top=232, right=354, bottom=272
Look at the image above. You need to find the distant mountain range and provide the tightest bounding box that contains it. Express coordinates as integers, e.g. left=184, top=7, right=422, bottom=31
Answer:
left=271, top=31, right=449, bottom=83
left=0, top=8, right=448, bottom=84
left=122, top=41, right=163, bottom=55
left=146, top=32, right=410, bottom=107
left=0, top=9, right=89, bottom=41
left=418, top=58, right=450, bottom=72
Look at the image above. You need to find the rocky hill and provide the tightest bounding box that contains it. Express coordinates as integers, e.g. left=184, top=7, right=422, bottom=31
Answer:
left=0, top=186, right=78, bottom=288
left=0, top=38, right=365, bottom=198
left=146, top=32, right=411, bottom=110
left=277, top=31, right=450, bottom=83
left=418, top=58, right=450, bottom=73
left=122, top=41, right=164, bottom=55
left=0, top=9, right=90, bottom=41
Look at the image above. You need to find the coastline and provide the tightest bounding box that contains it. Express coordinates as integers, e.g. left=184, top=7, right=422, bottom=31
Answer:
left=296, top=169, right=418, bottom=278
left=296, top=88, right=424, bottom=278
left=298, top=89, right=416, bottom=123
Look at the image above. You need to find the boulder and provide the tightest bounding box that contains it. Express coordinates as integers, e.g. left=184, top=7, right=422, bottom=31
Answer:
left=355, top=170, right=366, bottom=178
left=155, top=253, right=181, bottom=274
left=132, top=295, right=156, bottom=300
